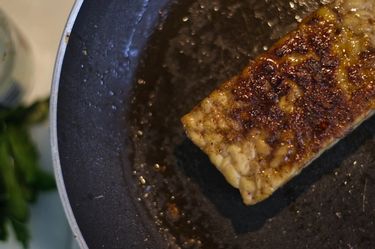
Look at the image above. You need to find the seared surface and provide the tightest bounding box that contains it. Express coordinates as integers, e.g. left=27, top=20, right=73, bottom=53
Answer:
left=182, top=0, right=375, bottom=205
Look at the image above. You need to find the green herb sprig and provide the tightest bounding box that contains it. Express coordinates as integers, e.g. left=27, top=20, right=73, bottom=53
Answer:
left=0, top=98, right=55, bottom=248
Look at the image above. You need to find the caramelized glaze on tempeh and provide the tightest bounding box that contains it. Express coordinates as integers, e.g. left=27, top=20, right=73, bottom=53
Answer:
left=182, top=0, right=375, bottom=205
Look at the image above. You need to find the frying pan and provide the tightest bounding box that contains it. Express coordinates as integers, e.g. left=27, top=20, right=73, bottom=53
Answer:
left=51, top=0, right=375, bottom=248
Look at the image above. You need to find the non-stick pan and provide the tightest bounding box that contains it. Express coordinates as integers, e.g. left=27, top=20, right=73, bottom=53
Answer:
left=51, top=0, right=375, bottom=248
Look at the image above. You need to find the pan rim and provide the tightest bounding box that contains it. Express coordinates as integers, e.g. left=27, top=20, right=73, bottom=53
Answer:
left=49, top=1, right=87, bottom=249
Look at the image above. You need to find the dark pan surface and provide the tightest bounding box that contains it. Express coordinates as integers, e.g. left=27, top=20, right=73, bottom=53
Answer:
left=57, top=0, right=375, bottom=248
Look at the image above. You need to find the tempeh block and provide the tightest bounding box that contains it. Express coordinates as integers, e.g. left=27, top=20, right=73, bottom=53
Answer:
left=181, top=0, right=375, bottom=205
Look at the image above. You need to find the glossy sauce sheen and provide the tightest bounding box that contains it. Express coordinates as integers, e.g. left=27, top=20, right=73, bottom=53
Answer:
left=182, top=0, right=375, bottom=205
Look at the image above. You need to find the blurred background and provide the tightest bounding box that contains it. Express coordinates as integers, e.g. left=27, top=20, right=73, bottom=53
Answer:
left=0, top=0, right=77, bottom=248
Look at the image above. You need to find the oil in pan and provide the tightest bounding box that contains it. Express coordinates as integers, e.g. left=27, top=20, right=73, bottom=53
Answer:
left=127, top=0, right=375, bottom=248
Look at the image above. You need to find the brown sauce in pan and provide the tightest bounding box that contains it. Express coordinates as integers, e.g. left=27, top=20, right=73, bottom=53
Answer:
left=128, top=0, right=375, bottom=248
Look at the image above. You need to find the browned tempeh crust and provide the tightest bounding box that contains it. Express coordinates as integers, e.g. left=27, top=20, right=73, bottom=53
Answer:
left=182, top=0, right=375, bottom=205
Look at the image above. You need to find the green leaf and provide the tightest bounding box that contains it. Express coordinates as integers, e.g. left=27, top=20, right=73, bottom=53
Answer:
left=0, top=98, right=54, bottom=248
left=0, top=136, right=29, bottom=222
left=0, top=98, right=49, bottom=125
left=0, top=168, right=7, bottom=241
left=6, top=125, right=39, bottom=185
left=10, top=219, right=29, bottom=249
left=0, top=216, right=8, bottom=241
left=23, top=98, right=49, bottom=124
left=20, top=185, right=37, bottom=203
left=34, top=170, right=56, bottom=191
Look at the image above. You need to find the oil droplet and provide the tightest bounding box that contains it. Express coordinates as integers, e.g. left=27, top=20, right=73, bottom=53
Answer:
left=139, top=176, right=146, bottom=185
left=182, top=16, right=189, bottom=22
left=267, top=19, right=277, bottom=28
left=154, top=163, right=160, bottom=170
left=137, top=78, right=146, bottom=85
left=263, top=45, right=269, bottom=51
left=137, top=130, right=144, bottom=136
left=295, top=15, right=302, bottom=22
left=182, top=238, right=202, bottom=248
left=289, top=1, right=296, bottom=9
